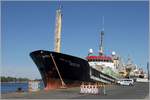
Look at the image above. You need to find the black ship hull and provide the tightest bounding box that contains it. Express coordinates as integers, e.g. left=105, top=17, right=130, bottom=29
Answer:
left=30, top=50, right=91, bottom=89
left=30, top=50, right=117, bottom=90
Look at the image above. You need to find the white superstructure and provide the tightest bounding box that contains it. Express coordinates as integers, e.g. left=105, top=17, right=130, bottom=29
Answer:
left=88, top=59, right=115, bottom=71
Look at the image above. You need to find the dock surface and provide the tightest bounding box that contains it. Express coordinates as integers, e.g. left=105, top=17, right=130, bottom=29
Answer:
left=1, top=82, right=149, bottom=99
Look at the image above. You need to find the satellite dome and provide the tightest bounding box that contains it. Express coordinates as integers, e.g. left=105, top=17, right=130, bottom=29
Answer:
left=89, top=49, right=93, bottom=54
left=112, top=51, right=116, bottom=56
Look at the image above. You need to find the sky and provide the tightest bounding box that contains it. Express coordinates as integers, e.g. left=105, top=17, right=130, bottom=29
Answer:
left=1, top=1, right=149, bottom=79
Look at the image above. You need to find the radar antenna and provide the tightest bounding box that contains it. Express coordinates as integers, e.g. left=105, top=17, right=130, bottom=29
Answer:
left=99, top=16, right=104, bottom=56
left=102, top=16, right=104, bottom=31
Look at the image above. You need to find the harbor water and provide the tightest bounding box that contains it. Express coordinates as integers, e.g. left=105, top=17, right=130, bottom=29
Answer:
left=1, top=82, right=44, bottom=93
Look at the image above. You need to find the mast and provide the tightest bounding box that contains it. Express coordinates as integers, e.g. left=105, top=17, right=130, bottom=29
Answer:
left=54, top=3, right=62, bottom=52
left=99, top=16, right=104, bottom=56
left=147, top=62, right=149, bottom=80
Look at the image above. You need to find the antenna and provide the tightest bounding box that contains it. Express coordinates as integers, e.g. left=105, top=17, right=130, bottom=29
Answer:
left=58, top=0, right=62, bottom=10
left=99, top=16, right=105, bottom=56
left=102, top=16, right=104, bottom=31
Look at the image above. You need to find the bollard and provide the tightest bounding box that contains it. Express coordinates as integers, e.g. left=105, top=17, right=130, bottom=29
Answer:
left=16, top=87, right=24, bottom=92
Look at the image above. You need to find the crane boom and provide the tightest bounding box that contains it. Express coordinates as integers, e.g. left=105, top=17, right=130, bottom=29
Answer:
left=54, top=7, right=62, bottom=52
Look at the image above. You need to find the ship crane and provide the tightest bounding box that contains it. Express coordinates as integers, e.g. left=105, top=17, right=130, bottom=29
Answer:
left=54, top=5, right=62, bottom=53
left=53, top=3, right=66, bottom=88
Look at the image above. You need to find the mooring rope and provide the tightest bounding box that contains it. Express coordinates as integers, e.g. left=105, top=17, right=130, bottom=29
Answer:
left=50, top=54, right=66, bottom=87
